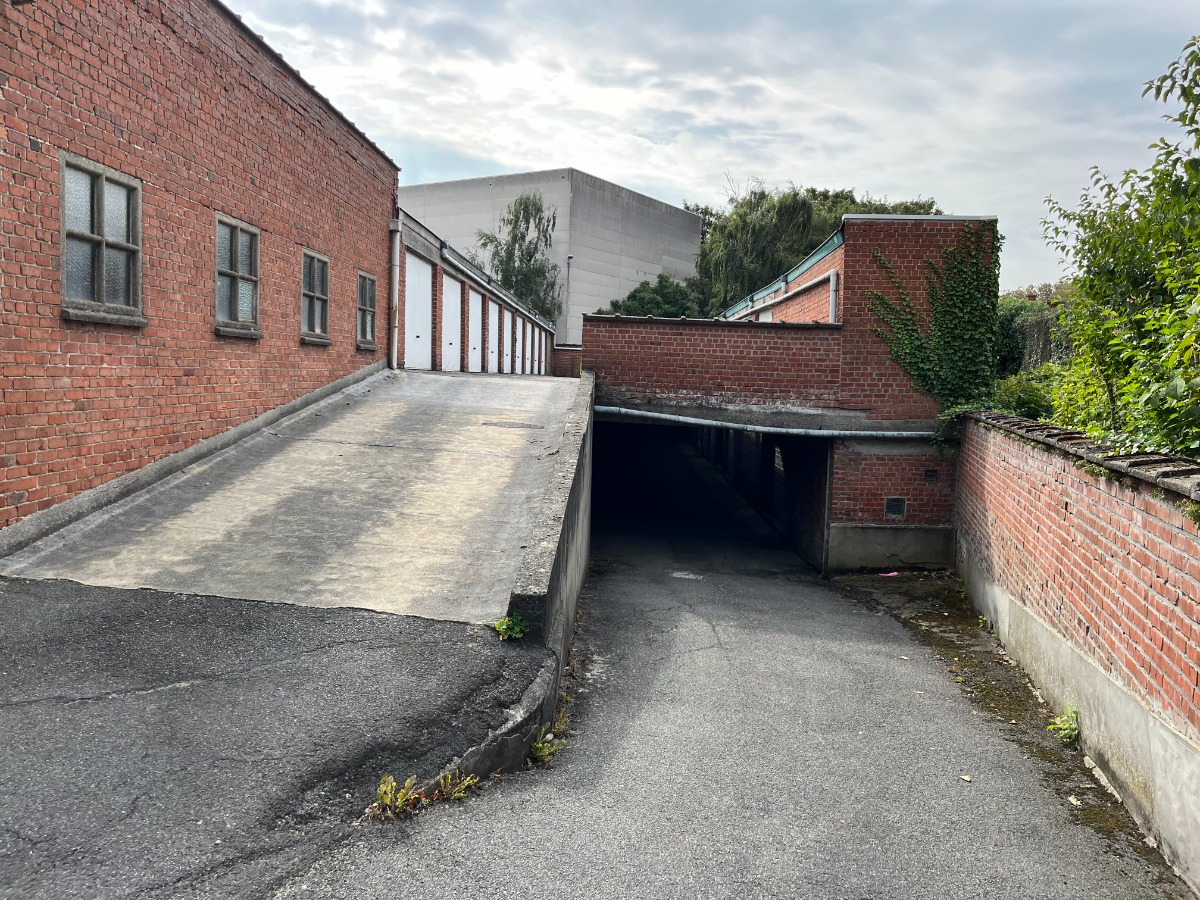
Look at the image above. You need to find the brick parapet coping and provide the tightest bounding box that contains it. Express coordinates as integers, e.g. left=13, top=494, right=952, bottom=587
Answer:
left=968, top=413, right=1200, bottom=502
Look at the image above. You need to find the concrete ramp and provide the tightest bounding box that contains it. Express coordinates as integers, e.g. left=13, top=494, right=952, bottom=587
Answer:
left=0, top=370, right=582, bottom=623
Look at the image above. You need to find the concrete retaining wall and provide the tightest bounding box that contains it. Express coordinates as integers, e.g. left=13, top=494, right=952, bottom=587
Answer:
left=957, top=416, right=1200, bottom=892
left=508, top=371, right=595, bottom=693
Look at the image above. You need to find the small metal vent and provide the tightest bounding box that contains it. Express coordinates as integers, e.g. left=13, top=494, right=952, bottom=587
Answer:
left=884, top=497, right=907, bottom=519
left=924, top=468, right=939, bottom=483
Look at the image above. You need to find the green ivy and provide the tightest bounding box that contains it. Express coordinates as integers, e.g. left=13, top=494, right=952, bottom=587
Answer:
left=866, top=223, right=1003, bottom=410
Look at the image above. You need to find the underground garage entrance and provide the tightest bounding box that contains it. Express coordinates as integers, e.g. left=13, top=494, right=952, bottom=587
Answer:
left=591, top=420, right=832, bottom=573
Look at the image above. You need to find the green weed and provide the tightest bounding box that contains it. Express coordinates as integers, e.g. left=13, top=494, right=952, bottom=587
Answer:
left=493, top=612, right=528, bottom=640
left=1048, top=706, right=1081, bottom=747
left=529, top=723, right=566, bottom=767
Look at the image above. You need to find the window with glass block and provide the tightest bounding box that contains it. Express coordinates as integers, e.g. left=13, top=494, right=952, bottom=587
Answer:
left=62, top=157, right=140, bottom=312
left=216, top=218, right=258, bottom=327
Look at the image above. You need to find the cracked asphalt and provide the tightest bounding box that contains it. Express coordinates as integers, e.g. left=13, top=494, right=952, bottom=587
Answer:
left=0, top=577, right=553, bottom=899
left=269, top=423, right=1186, bottom=900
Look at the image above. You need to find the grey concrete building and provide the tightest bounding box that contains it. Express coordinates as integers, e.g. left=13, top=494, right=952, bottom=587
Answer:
left=396, top=168, right=702, bottom=344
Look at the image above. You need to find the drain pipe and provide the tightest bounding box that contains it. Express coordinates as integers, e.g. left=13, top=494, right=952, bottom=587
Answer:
left=593, top=405, right=934, bottom=439
left=388, top=220, right=401, bottom=370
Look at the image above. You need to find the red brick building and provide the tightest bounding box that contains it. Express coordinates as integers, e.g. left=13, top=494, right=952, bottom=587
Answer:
left=0, top=0, right=557, bottom=539
left=584, top=216, right=997, bottom=572
left=1, top=0, right=398, bottom=532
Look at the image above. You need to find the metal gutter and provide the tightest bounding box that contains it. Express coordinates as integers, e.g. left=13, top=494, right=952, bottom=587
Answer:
left=594, top=406, right=934, bottom=439
left=841, top=214, right=998, bottom=222
left=781, top=228, right=844, bottom=285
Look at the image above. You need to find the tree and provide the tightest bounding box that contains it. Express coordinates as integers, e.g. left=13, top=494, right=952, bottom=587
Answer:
left=694, top=179, right=814, bottom=314
left=692, top=180, right=942, bottom=316
left=802, top=187, right=940, bottom=254
left=594, top=273, right=706, bottom=318
left=473, top=192, right=563, bottom=321
left=996, top=279, right=1074, bottom=376
left=1044, top=35, right=1200, bottom=456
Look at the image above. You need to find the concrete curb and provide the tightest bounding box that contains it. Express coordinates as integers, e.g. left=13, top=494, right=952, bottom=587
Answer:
left=437, top=657, right=560, bottom=782
left=0, top=361, right=387, bottom=558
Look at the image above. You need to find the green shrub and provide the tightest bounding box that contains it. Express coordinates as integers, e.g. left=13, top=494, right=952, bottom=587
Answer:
left=992, top=364, right=1061, bottom=420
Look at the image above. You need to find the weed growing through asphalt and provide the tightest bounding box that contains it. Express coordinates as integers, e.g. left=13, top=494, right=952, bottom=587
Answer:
left=529, top=723, right=566, bottom=766
left=528, top=694, right=572, bottom=767
left=554, top=692, right=572, bottom=733
left=434, top=769, right=481, bottom=801
left=1048, top=706, right=1081, bottom=747
left=366, top=769, right=481, bottom=820
left=367, top=774, right=425, bottom=820
left=493, top=612, right=528, bottom=640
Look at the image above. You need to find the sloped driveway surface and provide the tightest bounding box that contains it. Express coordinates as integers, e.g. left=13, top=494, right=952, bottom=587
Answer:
left=268, top=426, right=1188, bottom=900
left=1, top=370, right=580, bottom=622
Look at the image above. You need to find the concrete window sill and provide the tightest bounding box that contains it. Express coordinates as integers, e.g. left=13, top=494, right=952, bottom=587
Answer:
left=215, top=323, right=262, bottom=340
left=62, top=303, right=147, bottom=329
left=300, top=333, right=332, bottom=347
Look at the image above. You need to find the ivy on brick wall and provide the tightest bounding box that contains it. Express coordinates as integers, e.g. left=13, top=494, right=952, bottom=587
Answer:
left=866, top=223, right=1003, bottom=410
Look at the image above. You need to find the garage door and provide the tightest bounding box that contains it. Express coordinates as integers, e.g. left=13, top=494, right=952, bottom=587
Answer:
left=404, top=253, right=433, bottom=370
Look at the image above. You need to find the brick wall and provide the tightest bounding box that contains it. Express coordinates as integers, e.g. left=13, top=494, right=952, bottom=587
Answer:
left=584, top=219, right=993, bottom=421
left=957, top=421, right=1200, bottom=741
left=830, top=443, right=956, bottom=527
left=773, top=245, right=842, bottom=322
left=552, top=346, right=582, bottom=378
left=582, top=317, right=842, bottom=407
left=0, top=0, right=397, bottom=530
left=839, top=219, right=991, bottom=421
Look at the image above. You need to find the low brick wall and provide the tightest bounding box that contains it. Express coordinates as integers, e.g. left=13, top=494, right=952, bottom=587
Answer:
left=582, top=317, right=842, bottom=408
left=551, top=345, right=583, bottom=378
left=957, top=416, right=1200, bottom=889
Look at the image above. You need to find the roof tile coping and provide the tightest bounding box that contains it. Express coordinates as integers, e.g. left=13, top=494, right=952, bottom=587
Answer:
left=968, top=412, right=1200, bottom=502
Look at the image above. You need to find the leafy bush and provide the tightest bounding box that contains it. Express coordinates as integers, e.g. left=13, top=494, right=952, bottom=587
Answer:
left=1043, top=36, right=1200, bottom=459
left=993, top=364, right=1060, bottom=420
left=596, top=273, right=706, bottom=318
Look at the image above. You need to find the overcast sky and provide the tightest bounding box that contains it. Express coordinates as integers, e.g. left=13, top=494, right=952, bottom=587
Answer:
left=227, top=0, right=1196, bottom=291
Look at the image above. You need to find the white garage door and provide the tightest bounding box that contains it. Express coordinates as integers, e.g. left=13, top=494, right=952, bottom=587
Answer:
left=404, top=252, right=433, bottom=370
left=488, top=299, right=500, bottom=372
left=502, top=311, right=512, bottom=373
left=468, top=289, right=483, bottom=373
left=441, top=273, right=461, bottom=372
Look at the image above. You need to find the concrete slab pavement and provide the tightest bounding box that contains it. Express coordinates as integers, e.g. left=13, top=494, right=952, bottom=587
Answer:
left=0, top=370, right=581, bottom=623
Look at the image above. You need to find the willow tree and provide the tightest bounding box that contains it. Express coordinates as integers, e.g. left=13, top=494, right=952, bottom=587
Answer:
left=474, top=192, right=563, bottom=321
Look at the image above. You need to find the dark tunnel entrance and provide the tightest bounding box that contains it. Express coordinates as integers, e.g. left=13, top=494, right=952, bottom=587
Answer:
left=591, top=419, right=833, bottom=574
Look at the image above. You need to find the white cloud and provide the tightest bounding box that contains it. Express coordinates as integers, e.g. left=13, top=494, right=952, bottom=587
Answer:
left=231, top=0, right=1195, bottom=290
